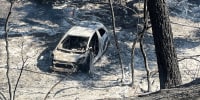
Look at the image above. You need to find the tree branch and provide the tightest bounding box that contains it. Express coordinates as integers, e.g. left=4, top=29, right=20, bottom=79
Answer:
left=109, top=0, right=125, bottom=82
left=139, top=0, right=151, bottom=92
left=0, top=91, right=6, bottom=100
left=130, top=0, right=151, bottom=92
left=131, top=30, right=143, bottom=86
left=13, top=41, right=29, bottom=100
left=178, top=55, right=200, bottom=62
left=44, top=76, right=68, bottom=100
left=4, top=1, right=15, bottom=100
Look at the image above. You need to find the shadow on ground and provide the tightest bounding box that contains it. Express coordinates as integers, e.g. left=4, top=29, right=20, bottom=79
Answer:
left=174, top=28, right=200, bottom=52
left=36, top=33, right=63, bottom=72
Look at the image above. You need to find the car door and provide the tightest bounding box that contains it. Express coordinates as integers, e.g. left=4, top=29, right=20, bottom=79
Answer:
left=89, top=32, right=100, bottom=63
left=97, top=28, right=108, bottom=53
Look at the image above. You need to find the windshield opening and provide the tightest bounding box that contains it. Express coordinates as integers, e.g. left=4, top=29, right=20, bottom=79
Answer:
left=61, top=35, right=89, bottom=52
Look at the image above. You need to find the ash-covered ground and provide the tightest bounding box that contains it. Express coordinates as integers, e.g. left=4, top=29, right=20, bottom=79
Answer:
left=0, top=0, right=200, bottom=99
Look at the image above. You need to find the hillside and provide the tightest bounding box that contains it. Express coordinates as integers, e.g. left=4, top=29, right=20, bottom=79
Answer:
left=0, top=0, right=200, bottom=99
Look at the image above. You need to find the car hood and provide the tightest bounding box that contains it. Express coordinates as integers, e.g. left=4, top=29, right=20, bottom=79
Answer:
left=53, top=50, right=84, bottom=63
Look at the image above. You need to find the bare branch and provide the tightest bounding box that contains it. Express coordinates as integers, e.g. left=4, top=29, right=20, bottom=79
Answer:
left=109, top=0, right=125, bottom=82
left=170, top=21, right=200, bottom=29
left=0, top=91, right=6, bottom=100
left=44, top=76, right=68, bottom=100
left=178, top=55, right=200, bottom=62
left=131, top=30, right=143, bottom=86
left=130, top=0, right=152, bottom=92
left=13, top=41, right=29, bottom=100
left=139, top=0, right=151, bottom=92
left=4, top=1, right=15, bottom=100
left=129, top=0, right=141, bottom=87
left=179, top=56, right=200, bottom=80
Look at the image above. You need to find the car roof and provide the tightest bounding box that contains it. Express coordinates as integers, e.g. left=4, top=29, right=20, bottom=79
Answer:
left=67, top=21, right=105, bottom=37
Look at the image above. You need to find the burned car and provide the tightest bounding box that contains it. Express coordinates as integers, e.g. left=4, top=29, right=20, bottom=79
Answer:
left=51, top=21, right=110, bottom=73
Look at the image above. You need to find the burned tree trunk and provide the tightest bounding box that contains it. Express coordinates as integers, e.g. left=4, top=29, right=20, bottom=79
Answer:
left=147, top=0, right=182, bottom=89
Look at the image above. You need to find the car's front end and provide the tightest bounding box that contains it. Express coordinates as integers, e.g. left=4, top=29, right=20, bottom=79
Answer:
left=51, top=60, right=78, bottom=73
left=51, top=49, right=90, bottom=73
left=51, top=32, right=92, bottom=73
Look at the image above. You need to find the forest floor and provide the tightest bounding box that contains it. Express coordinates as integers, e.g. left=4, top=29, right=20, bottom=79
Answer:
left=0, top=0, right=200, bottom=99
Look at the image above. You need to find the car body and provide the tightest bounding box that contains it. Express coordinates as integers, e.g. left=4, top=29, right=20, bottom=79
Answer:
left=51, top=21, right=110, bottom=73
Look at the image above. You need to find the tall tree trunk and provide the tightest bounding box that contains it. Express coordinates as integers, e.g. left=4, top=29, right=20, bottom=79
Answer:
left=147, top=0, right=182, bottom=89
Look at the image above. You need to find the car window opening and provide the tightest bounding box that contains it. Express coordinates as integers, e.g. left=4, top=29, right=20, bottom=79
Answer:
left=89, top=32, right=99, bottom=57
left=62, top=36, right=89, bottom=52
left=98, top=28, right=106, bottom=36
